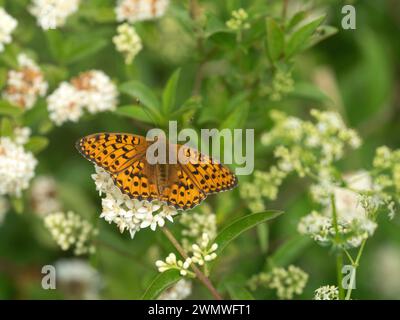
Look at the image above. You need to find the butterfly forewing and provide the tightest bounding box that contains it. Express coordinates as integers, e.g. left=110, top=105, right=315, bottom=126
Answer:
left=76, top=133, right=238, bottom=210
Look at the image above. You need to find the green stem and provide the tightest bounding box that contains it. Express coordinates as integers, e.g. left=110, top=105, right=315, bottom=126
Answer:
left=345, top=240, right=367, bottom=300
left=330, top=194, right=344, bottom=300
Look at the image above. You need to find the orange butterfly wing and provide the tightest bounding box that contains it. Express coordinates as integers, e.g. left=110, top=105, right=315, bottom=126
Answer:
left=76, top=133, right=238, bottom=210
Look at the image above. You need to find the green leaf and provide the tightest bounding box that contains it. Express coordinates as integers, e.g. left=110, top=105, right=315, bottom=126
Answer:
left=45, top=30, right=64, bottom=63
left=0, top=117, right=14, bottom=136
left=256, top=223, right=269, bottom=253
left=290, top=82, right=331, bottom=103
left=63, top=38, right=108, bottom=64
left=115, top=105, right=155, bottom=124
left=286, top=11, right=308, bottom=31
left=11, top=197, right=24, bottom=214
left=205, top=14, right=231, bottom=38
left=210, top=211, right=283, bottom=269
left=141, top=270, right=182, bottom=300
left=225, top=283, right=255, bottom=300
left=286, top=16, right=325, bottom=58
left=266, top=18, right=284, bottom=62
left=162, top=69, right=181, bottom=115
left=220, top=102, right=249, bottom=129
left=25, top=136, right=49, bottom=154
left=265, top=235, right=311, bottom=270
left=305, top=25, right=338, bottom=49
left=119, top=81, right=162, bottom=123
left=0, top=100, right=23, bottom=118
left=0, top=68, right=7, bottom=89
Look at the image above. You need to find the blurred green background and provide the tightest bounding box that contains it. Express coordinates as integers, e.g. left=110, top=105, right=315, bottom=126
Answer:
left=0, top=0, right=399, bottom=299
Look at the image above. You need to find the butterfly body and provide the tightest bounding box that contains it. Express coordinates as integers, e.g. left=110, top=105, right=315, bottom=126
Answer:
left=76, top=133, right=238, bottom=210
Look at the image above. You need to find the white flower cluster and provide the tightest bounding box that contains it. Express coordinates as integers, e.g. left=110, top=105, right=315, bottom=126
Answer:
left=47, top=70, right=118, bottom=125
left=179, top=209, right=217, bottom=251
left=299, top=172, right=378, bottom=248
left=240, top=168, right=288, bottom=212
left=3, top=53, right=48, bottom=110
left=155, top=233, right=218, bottom=276
left=0, top=196, right=9, bottom=225
left=116, top=0, right=169, bottom=23
left=226, top=8, right=250, bottom=31
left=113, top=23, right=142, bottom=64
left=248, top=265, right=308, bottom=300
left=0, top=130, right=37, bottom=197
left=0, top=7, right=17, bottom=52
left=262, top=109, right=361, bottom=177
left=314, top=285, right=339, bottom=300
left=44, top=211, right=98, bottom=255
left=158, top=279, right=192, bottom=300
left=29, top=0, right=80, bottom=30
left=92, top=166, right=177, bottom=239
left=155, top=253, right=193, bottom=276
left=369, top=146, right=400, bottom=218
left=30, top=176, right=61, bottom=216
left=55, top=258, right=101, bottom=299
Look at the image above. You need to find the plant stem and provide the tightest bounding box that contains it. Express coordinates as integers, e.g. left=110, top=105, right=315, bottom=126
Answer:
left=161, top=226, right=223, bottom=300
left=330, top=194, right=344, bottom=300
left=345, top=240, right=367, bottom=300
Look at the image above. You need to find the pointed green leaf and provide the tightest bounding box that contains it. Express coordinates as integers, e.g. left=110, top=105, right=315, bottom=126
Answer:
left=25, top=136, right=49, bottom=154
left=11, top=197, right=24, bottom=214
left=266, top=18, right=284, bottom=62
left=119, top=81, right=162, bottom=123
left=286, top=11, right=308, bottom=31
left=1, top=116, right=14, bottom=136
left=115, top=105, right=156, bottom=125
left=0, top=100, right=23, bottom=118
left=141, top=270, right=182, bottom=300
left=286, top=16, right=325, bottom=58
left=265, top=235, right=311, bottom=270
left=210, top=211, right=283, bottom=269
left=162, top=69, right=181, bottom=115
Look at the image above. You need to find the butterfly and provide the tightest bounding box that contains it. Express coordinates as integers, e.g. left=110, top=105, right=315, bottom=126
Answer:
left=76, top=133, right=238, bottom=210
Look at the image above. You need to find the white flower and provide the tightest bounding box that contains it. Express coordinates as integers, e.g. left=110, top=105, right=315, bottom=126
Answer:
left=47, top=70, right=118, bottom=125
left=155, top=253, right=193, bottom=276
left=55, top=258, right=101, bottom=299
left=113, top=23, right=142, bottom=64
left=314, top=285, right=339, bottom=300
left=47, top=82, right=84, bottom=125
left=115, top=0, right=169, bottom=23
left=0, top=196, right=9, bottom=225
left=29, top=0, right=80, bottom=30
left=0, top=137, right=37, bottom=197
left=180, top=209, right=217, bottom=251
left=191, top=233, right=218, bottom=265
left=3, top=54, right=48, bottom=110
left=92, top=166, right=177, bottom=238
left=13, top=127, right=31, bottom=145
left=71, top=70, right=118, bottom=114
left=30, top=176, right=61, bottom=216
left=158, top=279, right=192, bottom=300
left=44, top=211, right=98, bottom=255
left=0, top=8, right=17, bottom=52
